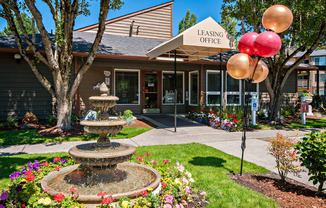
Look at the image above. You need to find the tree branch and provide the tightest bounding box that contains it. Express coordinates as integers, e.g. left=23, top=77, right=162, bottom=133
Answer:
left=281, top=21, right=326, bottom=89
left=69, top=0, right=110, bottom=100
left=280, top=45, right=306, bottom=69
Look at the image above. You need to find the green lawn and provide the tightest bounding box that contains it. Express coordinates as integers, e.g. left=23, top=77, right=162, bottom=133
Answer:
left=0, top=143, right=279, bottom=208
left=0, top=127, right=152, bottom=146
left=249, top=118, right=326, bottom=130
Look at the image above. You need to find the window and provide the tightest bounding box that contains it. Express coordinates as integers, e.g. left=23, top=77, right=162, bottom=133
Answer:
left=226, top=73, right=240, bottom=105
left=189, top=71, right=199, bottom=106
left=298, top=75, right=308, bottom=88
left=114, top=70, right=139, bottom=105
left=315, top=73, right=326, bottom=83
left=314, top=57, right=326, bottom=66
left=206, top=70, right=222, bottom=106
left=162, top=71, right=184, bottom=104
left=244, top=81, right=258, bottom=104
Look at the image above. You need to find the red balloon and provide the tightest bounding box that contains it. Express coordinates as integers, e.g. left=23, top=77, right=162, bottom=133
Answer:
left=253, top=31, right=281, bottom=57
left=238, top=32, right=259, bottom=55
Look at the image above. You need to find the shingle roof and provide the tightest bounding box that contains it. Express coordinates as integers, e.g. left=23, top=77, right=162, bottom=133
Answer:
left=294, top=49, right=326, bottom=57
left=0, top=32, right=166, bottom=57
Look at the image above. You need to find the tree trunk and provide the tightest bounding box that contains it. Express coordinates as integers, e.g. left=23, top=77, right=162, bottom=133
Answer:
left=56, top=94, right=72, bottom=131
left=269, top=88, right=282, bottom=124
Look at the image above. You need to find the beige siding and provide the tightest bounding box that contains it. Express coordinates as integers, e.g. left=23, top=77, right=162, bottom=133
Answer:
left=0, top=53, right=53, bottom=121
left=87, top=5, right=172, bottom=40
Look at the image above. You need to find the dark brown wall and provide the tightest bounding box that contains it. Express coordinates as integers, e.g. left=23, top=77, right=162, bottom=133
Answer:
left=0, top=53, right=53, bottom=121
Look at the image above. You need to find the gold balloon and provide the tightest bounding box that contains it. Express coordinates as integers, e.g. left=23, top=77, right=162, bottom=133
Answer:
left=227, top=53, right=255, bottom=80
left=250, top=60, right=269, bottom=83
left=262, top=5, right=293, bottom=33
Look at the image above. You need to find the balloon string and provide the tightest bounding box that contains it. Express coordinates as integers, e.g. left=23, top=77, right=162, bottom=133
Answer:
left=249, top=56, right=261, bottom=82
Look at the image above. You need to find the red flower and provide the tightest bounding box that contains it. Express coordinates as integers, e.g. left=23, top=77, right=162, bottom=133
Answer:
left=136, top=157, right=142, bottom=163
left=68, top=154, right=72, bottom=158
left=55, top=166, right=60, bottom=171
left=144, top=152, right=151, bottom=157
left=42, top=161, right=49, bottom=167
left=233, top=114, right=236, bottom=117
left=97, top=192, right=107, bottom=197
left=233, top=118, right=238, bottom=123
left=69, top=188, right=76, bottom=194
left=26, top=171, right=33, bottom=175
left=134, top=151, right=137, bottom=154
left=44, top=188, right=50, bottom=192
left=163, top=159, right=169, bottom=164
left=26, top=174, right=35, bottom=182
left=140, top=190, right=148, bottom=197
left=101, top=197, right=114, bottom=204
left=22, top=204, right=25, bottom=207
left=54, top=157, right=61, bottom=162
left=54, top=193, right=65, bottom=202
left=161, top=182, right=167, bottom=189
left=109, top=192, right=114, bottom=195
left=73, top=194, right=79, bottom=199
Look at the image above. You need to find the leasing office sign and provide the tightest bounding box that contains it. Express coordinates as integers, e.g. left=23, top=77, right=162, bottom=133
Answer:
left=197, top=29, right=224, bottom=45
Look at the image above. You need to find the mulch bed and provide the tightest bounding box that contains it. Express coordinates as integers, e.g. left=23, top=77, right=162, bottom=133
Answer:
left=228, top=173, right=326, bottom=208
left=36, top=119, right=157, bottom=138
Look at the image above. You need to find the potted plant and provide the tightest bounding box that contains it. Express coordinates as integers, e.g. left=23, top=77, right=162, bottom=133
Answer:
left=301, top=90, right=313, bottom=103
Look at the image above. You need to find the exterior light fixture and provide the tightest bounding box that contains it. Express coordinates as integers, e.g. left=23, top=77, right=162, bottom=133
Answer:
left=14, top=53, right=21, bottom=64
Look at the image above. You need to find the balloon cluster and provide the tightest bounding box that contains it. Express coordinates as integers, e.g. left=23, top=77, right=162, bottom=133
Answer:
left=227, top=5, right=293, bottom=83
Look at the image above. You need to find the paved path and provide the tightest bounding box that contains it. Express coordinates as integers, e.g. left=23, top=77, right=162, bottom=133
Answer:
left=0, top=114, right=323, bottom=188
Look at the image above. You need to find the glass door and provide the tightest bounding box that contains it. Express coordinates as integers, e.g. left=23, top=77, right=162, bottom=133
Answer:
left=142, top=72, right=160, bottom=113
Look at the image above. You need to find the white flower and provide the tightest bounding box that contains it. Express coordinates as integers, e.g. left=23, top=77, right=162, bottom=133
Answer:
left=189, top=178, right=195, bottom=183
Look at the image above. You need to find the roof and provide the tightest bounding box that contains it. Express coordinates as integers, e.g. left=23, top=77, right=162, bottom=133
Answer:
left=147, top=17, right=236, bottom=62
left=294, top=49, right=326, bottom=57
left=0, top=32, right=165, bottom=57
left=75, top=0, right=174, bottom=32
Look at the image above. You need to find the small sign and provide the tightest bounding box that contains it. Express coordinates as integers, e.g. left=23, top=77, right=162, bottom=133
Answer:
left=104, top=71, right=110, bottom=76
left=251, top=98, right=258, bottom=111
left=105, top=77, right=110, bottom=85
left=148, top=83, right=154, bottom=87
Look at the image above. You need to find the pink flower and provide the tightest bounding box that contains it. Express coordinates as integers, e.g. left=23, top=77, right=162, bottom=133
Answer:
left=176, top=204, right=184, bottom=208
left=200, top=191, right=207, bottom=196
left=163, top=204, right=172, bottom=208
left=185, top=187, right=190, bottom=193
left=182, top=200, right=188, bottom=205
left=165, top=195, right=173, bottom=203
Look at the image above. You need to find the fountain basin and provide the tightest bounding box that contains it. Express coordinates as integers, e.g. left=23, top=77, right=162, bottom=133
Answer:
left=89, top=96, right=119, bottom=109
left=80, top=119, right=126, bottom=135
left=41, top=162, right=161, bottom=204
left=69, top=142, right=136, bottom=166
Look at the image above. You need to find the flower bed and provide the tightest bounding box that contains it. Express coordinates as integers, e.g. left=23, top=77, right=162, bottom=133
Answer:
left=0, top=153, right=207, bottom=208
left=187, top=110, right=242, bottom=131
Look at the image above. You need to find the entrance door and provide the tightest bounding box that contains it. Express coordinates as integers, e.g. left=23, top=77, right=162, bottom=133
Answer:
left=142, top=72, right=161, bottom=113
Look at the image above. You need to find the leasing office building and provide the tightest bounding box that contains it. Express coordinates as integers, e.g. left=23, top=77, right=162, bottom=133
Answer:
left=0, top=1, right=312, bottom=120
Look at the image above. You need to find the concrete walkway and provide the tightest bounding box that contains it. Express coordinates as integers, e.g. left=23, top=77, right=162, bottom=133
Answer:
left=0, top=115, right=323, bottom=188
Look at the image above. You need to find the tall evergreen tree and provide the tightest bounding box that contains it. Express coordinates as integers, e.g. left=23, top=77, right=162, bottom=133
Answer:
left=220, top=15, right=237, bottom=38
left=178, top=9, right=197, bottom=34
left=0, top=13, right=39, bottom=36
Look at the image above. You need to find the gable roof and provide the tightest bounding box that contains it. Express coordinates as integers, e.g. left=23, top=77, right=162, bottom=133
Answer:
left=75, top=1, right=174, bottom=32
left=294, top=49, right=326, bottom=58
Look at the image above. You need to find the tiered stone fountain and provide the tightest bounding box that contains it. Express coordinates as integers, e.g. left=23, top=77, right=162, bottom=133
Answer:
left=41, top=83, right=161, bottom=205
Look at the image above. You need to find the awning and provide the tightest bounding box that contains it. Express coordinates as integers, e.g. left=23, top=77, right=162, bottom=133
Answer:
left=147, top=17, right=236, bottom=62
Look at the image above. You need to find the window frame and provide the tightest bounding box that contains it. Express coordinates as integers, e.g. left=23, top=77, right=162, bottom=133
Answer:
left=189, top=71, right=199, bottom=106
left=114, top=69, right=140, bottom=105
left=206, top=70, right=224, bottom=106
left=225, top=72, right=241, bottom=106
left=162, top=71, right=185, bottom=105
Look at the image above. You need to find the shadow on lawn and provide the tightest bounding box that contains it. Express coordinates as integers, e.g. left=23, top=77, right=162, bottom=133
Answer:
left=189, top=156, right=234, bottom=173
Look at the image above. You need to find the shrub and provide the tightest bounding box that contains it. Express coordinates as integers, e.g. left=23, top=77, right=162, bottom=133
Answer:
left=4, top=115, right=18, bottom=127
left=22, top=112, right=38, bottom=124
left=267, top=133, right=302, bottom=181
left=295, top=130, right=326, bottom=192
left=71, top=115, right=78, bottom=124
left=122, top=110, right=134, bottom=126
left=46, top=115, right=57, bottom=126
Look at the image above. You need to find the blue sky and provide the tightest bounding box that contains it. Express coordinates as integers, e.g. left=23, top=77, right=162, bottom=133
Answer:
left=0, top=0, right=224, bottom=36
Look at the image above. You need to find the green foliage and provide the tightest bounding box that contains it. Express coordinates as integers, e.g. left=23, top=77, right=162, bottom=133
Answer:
left=257, top=111, right=267, bottom=120
left=4, top=116, right=18, bottom=127
left=178, top=9, right=197, bottom=34
left=22, top=112, right=38, bottom=124
left=295, top=130, right=326, bottom=192
left=0, top=13, right=39, bottom=36
left=122, top=110, right=134, bottom=126
left=46, top=115, right=57, bottom=126
left=267, top=133, right=302, bottom=181
left=220, top=13, right=237, bottom=38
left=71, top=115, right=78, bottom=123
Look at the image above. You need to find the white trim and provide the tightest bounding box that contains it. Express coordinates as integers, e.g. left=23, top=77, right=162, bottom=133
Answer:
left=114, top=69, right=140, bottom=105
left=189, top=71, right=199, bottom=106
left=206, top=70, right=224, bottom=106
left=162, top=71, right=185, bottom=105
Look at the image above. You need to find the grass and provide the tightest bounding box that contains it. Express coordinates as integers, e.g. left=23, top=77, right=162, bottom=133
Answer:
left=249, top=118, right=326, bottom=130
left=0, top=127, right=152, bottom=146
left=0, top=143, right=279, bottom=208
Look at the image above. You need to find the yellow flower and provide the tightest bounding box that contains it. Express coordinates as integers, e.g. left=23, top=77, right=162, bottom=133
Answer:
left=174, top=178, right=181, bottom=185
left=38, top=198, right=45, bottom=205
left=147, top=187, right=153, bottom=191
left=121, top=200, right=129, bottom=208
left=43, top=197, right=52, bottom=206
